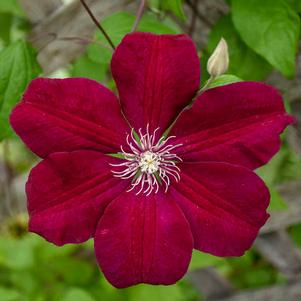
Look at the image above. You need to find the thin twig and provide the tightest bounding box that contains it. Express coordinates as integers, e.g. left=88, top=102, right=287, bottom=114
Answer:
left=79, top=0, right=115, bottom=50
left=131, top=0, right=146, bottom=32
left=199, top=76, right=214, bottom=93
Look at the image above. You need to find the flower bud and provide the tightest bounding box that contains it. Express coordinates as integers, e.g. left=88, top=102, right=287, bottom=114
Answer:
left=207, top=38, right=229, bottom=77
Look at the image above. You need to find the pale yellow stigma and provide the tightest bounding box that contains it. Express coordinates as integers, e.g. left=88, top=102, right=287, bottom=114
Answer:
left=139, top=151, right=160, bottom=174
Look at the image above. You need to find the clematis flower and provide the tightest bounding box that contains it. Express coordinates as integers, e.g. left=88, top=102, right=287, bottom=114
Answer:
left=10, top=32, right=293, bottom=288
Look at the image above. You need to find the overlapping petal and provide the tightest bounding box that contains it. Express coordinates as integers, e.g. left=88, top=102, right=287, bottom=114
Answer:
left=27, top=151, right=129, bottom=246
left=10, top=78, right=129, bottom=158
left=111, top=32, right=200, bottom=136
left=171, top=162, right=270, bottom=256
left=94, top=190, right=193, bottom=288
left=170, top=82, right=294, bottom=169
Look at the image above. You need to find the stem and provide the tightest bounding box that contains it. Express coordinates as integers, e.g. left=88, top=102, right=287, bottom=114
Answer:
left=80, top=0, right=115, bottom=50
left=200, top=76, right=215, bottom=93
left=131, top=0, right=146, bottom=32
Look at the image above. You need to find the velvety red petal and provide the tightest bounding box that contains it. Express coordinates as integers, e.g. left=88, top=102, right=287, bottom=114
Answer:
left=170, top=82, right=294, bottom=169
left=111, top=32, right=200, bottom=136
left=27, top=151, right=129, bottom=246
left=10, top=78, right=129, bottom=158
left=94, top=191, right=193, bottom=288
left=170, top=162, right=269, bottom=257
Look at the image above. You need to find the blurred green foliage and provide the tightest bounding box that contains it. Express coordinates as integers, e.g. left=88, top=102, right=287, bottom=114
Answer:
left=231, top=0, right=300, bottom=78
left=0, top=0, right=301, bottom=300
left=0, top=232, right=198, bottom=301
left=0, top=41, right=41, bottom=140
left=207, top=15, right=272, bottom=81
left=148, top=0, right=186, bottom=20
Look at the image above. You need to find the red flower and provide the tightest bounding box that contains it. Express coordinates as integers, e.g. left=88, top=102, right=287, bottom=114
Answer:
left=10, top=32, right=293, bottom=288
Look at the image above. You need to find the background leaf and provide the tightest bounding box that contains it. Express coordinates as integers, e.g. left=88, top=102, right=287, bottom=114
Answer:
left=0, top=236, right=36, bottom=270
left=0, top=287, right=21, bottom=301
left=0, top=13, right=12, bottom=45
left=71, top=54, right=107, bottom=83
left=207, top=15, right=272, bottom=81
left=231, top=0, right=300, bottom=78
left=189, top=250, right=224, bottom=270
left=160, top=0, right=186, bottom=21
left=0, top=0, right=24, bottom=17
left=288, top=0, right=301, bottom=13
left=128, top=284, right=184, bottom=301
left=0, top=40, right=41, bottom=140
left=62, top=288, right=95, bottom=301
left=268, top=188, right=288, bottom=211
left=257, top=144, right=301, bottom=185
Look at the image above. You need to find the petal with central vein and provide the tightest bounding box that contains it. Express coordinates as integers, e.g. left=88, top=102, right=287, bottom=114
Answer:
left=170, top=162, right=270, bottom=256
left=111, top=32, right=200, bottom=136
left=27, top=151, right=129, bottom=246
left=10, top=78, right=129, bottom=158
left=170, top=82, right=294, bottom=169
left=94, top=191, right=193, bottom=288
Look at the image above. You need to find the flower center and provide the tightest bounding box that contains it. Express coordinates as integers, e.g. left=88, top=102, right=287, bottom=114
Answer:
left=139, top=151, right=160, bottom=174
left=111, top=126, right=182, bottom=196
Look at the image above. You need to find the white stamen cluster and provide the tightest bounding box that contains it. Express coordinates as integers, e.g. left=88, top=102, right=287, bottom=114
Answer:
left=111, top=126, right=182, bottom=196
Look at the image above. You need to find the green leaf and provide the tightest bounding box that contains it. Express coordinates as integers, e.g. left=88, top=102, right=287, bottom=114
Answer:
left=32, top=234, right=77, bottom=260
left=128, top=284, right=184, bottom=301
left=148, top=0, right=186, bottom=20
left=207, top=15, right=272, bottom=81
left=62, top=288, right=95, bottom=301
left=48, top=258, right=94, bottom=285
left=290, top=224, right=301, bottom=247
left=87, top=12, right=180, bottom=65
left=206, top=74, right=242, bottom=89
left=0, top=236, right=36, bottom=270
left=160, top=0, right=186, bottom=20
left=240, top=267, right=276, bottom=288
left=0, top=287, right=20, bottom=301
left=139, top=12, right=181, bottom=33
left=0, top=40, right=41, bottom=140
left=189, top=250, right=224, bottom=270
left=0, top=0, right=24, bottom=16
left=231, top=0, right=300, bottom=78
left=268, top=187, right=288, bottom=211
left=257, top=144, right=301, bottom=185
left=9, top=270, right=37, bottom=297
left=0, top=13, right=12, bottom=45
left=287, top=0, right=301, bottom=13
left=148, top=0, right=160, bottom=10
left=71, top=54, right=107, bottom=83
